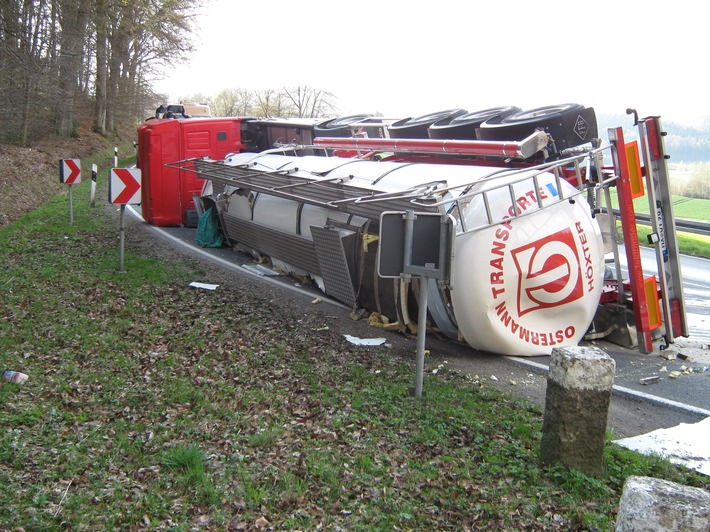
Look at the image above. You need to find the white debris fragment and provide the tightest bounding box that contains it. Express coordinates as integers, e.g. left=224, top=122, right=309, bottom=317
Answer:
left=615, top=417, right=710, bottom=475
left=189, top=282, right=219, bottom=290
left=343, top=334, right=387, bottom=346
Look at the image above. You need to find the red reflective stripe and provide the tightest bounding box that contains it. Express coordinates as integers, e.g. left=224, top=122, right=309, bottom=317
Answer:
left=645, top=117, right=662, bottom=161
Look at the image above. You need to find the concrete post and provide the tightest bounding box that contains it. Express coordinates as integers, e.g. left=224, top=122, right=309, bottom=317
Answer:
left=540, top=346, right=615, bottom=476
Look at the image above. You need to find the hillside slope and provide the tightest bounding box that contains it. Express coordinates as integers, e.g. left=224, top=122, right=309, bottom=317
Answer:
left=0, top=128, right=119, bottom=227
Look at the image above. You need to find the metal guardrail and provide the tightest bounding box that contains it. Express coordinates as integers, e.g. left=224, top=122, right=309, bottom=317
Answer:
left=640, top=214, right=710, bottom=237
left=605, top=209, right=710, bottom=236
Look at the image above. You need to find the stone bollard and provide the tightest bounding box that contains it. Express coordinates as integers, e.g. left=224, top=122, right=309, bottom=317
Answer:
left=616, top=476, right=710, bottom=531
left=540, top=346, right=615, bottom=476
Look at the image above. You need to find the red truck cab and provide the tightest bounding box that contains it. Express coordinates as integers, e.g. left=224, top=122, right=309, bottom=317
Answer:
left=137, top=117, right=250, bottom=226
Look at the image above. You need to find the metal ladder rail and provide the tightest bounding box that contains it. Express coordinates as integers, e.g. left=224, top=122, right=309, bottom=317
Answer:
left=636, top=115, right=689, bottom=341
left=185, top=147, right=604, bottom=236
left=188, top=157, right=521, bottom=217
left=188, top=158, right=450, bottom=217
left=181, top=141, right=592, bottom=212
left=328, top=154, right=590, bottom=232
left=406, top=148, right=606, bottom=236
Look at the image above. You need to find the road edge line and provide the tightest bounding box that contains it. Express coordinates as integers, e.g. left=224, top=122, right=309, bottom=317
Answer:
left=506, top=356, right=710, bottom=419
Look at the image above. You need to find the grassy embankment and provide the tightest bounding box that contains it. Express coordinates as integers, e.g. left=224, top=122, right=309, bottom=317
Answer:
left=1, top=157, right=708, bottom=529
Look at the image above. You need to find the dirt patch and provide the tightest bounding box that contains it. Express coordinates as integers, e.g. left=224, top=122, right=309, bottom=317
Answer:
left=0, top=126, right=121, bottom=227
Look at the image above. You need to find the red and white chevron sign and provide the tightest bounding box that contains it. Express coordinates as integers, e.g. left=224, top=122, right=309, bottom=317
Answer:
left=109, top=168, right=142, bottom=205
left=60, top=159, right=81, bottom=184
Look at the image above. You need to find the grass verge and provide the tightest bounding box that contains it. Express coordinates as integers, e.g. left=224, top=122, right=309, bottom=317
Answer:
left=1, top=166, right=708, bottom=530
left=605, top=188, right=710, bottom=258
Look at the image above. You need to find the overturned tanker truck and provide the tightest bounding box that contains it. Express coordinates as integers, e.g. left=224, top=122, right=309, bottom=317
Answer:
left=168, top=104, right=688, bottom=357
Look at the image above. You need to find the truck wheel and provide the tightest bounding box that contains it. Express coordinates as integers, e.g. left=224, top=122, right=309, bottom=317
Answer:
left=388, top=109, right=468, bottom=139
left=428, top=106, right=521, bottom=139
left=504, top=103, right=583, bottom=122
left=477, top=103, right=597, bottom=153
left=313, top=114, right=373, bottom=137
left=477, top=103, right=583, bottom=141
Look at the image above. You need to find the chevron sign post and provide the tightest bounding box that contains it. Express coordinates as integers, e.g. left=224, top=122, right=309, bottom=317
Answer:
left=59, top=159, right=81, bottom=184
left=60, top=158, right=81, bottom=225
left=109, top=168, right=142, bottom=205
left=109, top=168, right=142, bottom=272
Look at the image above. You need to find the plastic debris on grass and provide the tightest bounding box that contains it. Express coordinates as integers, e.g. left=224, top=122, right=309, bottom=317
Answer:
left=189, top=282, right=219, bottom=290
left=343, top=334, right=387, bottom=346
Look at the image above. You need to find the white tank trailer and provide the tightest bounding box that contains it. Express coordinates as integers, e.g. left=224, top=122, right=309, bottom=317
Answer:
left=193, top=104, right=608, bottom=356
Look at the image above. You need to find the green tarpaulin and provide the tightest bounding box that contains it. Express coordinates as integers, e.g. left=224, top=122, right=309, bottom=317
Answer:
left=195, top=207, right=223, bottom=248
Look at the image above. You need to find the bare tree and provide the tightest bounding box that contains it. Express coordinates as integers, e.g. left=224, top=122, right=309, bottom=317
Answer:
left=104, top=0, right=131, bottom=133
left=283, top=85, right=337, bottom=118
left=55, top=0, right=92, bottom=136
left=212, top=88, right=255, bottom=117
left=1, top=0, right=57, bottom=144
left=254, top=88, right=295, bottom=117
left=1, top=0, right=202, bottom=141
left=92, top=0, right=109, bottom=134
left=100, top=0, right=200, bottom=133
left=686, top=165, right=710, bottom=199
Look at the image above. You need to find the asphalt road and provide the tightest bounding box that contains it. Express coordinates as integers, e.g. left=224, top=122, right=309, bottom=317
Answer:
left=126, top=207, right=710, bottom=439
left=617, top=245, right=710, bottom=345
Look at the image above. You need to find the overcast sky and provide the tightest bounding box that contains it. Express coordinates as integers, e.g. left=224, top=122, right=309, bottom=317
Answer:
left=154, top=0, right=708, bottom=127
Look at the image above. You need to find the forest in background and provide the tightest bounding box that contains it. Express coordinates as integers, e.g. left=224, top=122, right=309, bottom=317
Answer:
left=0, top=0, right=338, bottom=146
left=0, top=0, right=200, bottom=144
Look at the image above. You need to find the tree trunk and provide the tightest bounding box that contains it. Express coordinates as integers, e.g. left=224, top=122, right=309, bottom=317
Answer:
left=92, top=0, right=108, bottom=135
left=106, top=1, right=131, bottom=133
left=55, top=0, right=91, bottom=137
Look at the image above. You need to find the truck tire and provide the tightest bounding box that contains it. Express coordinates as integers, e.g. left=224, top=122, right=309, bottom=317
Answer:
left=388, top=109, right=468, bottom=139
left=428, top=106, right=521, bottom=139
left=477, top=103, right=597, bottom=153
left=313, top=114, right=373, bottom=137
